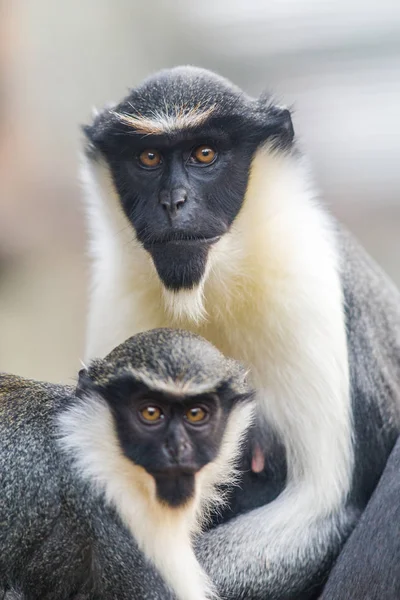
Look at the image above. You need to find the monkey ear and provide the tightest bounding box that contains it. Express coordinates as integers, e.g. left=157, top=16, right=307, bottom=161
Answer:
left=81, top=124, right=100, bottom=159
left=76, top=368, right=90, bottom=397
left=81, top=124, right=93, bottom=141
left=256, top=98, right=295, bottom=148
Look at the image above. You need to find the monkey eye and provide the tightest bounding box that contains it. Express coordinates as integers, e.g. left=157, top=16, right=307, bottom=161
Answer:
left=139, top=405, right=164, bottom=424
left=189, top=145, right=217, bottom=166
left=184, top=406, right=209, bottom=424
left=138, top=149, right=162, bottom=169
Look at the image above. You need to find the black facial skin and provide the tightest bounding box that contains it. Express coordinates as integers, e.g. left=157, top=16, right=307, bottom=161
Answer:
left=84, top=375, right=247, bottom=507
left=84, top=67, right=294, bottom=290
left=96, top=126, right=255, bottom=291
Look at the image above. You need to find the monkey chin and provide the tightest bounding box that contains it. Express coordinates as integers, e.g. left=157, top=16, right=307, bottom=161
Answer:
left=153, top=472, right=196, bottom=508
left=148, top=240, right=211, bottom=292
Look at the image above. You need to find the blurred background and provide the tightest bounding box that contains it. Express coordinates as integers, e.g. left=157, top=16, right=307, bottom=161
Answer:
left=0, top=0, right=399, bottom=383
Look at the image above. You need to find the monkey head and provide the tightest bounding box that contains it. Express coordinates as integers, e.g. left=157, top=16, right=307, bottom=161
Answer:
left=75, top=328, right=254, bottom=508
left=83, top=66, right=294, bottom=293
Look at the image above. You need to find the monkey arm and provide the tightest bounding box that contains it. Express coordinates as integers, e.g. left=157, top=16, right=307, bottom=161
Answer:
left=195, top=498, right=359, bottom=600
left=85, top=500, right=178, bottom=600
left=195, top=231, right=400, bottom=600
left=193, top=422, right=352, bottom=599
left=320, top=435, right=400, bottom=600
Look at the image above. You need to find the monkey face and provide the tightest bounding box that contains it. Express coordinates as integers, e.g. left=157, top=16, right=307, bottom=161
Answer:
left=98, top=380, right=238, bottom=507
left=84, top=67, right=293, bottom=292
left=71, top=330, right=254, bottom=510
left=92, top=128, right=256, bottom=291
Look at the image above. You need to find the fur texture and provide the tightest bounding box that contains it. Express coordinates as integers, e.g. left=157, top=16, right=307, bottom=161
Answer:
left=0, top=374, right=176, bottom=600
left=83, top=144, right=353, bottom=526
left=321, top=435, right=400, bottom=599
left=81, top=66, right=400, bottom=598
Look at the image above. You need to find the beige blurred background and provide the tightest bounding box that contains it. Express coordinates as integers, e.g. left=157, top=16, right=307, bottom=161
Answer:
left=0, top=0, right=399, bottom=383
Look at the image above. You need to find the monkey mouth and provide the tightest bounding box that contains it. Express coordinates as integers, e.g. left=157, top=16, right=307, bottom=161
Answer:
left=144, top=234, right=221, bottom=249
left=150, top=466, right=198, bottom=476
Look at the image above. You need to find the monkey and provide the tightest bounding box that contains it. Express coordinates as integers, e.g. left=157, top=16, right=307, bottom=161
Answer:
left=320, top=434, right=400, bottom=599
left=80, top=65, right=400, bottom=599
left=0, top=328, right=254, bottom=600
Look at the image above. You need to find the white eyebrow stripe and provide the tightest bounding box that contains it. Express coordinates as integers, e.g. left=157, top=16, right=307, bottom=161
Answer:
left=111, top=105, right=216, bottom=135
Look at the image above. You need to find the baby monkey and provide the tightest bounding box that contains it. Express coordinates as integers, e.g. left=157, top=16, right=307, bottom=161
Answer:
left=0, top=328, right=254, bottom=600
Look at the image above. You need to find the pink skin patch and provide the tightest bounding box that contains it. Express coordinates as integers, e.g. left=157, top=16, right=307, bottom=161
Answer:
left=251, top=444, right=265, bottom=473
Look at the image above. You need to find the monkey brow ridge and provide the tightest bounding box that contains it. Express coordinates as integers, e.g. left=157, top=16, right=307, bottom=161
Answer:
left=111, top=103, right=216, bottom=135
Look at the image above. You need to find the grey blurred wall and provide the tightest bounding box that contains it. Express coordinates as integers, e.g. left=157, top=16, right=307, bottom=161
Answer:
left=0, top=0, right=399, bottom=382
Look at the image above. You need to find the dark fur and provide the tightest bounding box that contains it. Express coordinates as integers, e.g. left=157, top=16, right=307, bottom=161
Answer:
left=321, top=435, right=400, bottom=599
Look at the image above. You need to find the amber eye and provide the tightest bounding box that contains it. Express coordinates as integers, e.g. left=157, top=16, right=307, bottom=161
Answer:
left=191, top=145, right=216, bottom=165
left=185, top=406, right=208, bottom=424
left=139, top=405, right=164, bottom=423
left=138, top=149, right=162, bottom=168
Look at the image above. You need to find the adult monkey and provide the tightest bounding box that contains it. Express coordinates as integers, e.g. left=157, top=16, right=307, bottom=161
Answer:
left=81, top=66, right=400, bottom=599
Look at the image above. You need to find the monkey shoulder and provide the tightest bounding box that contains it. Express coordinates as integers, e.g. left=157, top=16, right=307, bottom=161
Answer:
left=338, top=225, right=400, bottom=363
left=0, top=373, right=73, bottom=426
left=336, top=226, right=400, bottom=505
left=0, top=374, right=74, bottom=476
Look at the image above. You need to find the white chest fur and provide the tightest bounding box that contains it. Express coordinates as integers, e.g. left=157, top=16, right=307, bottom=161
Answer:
left=82, top=147, right=353, bottom=554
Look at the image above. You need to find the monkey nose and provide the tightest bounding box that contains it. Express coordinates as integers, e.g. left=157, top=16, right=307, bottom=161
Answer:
left=159, top=188, right=187, bottom=217
left=163, top=439, right=190, bottom=463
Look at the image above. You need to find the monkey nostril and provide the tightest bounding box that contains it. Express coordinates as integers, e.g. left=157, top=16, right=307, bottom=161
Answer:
left=171, top=188, right=187, bottom=211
